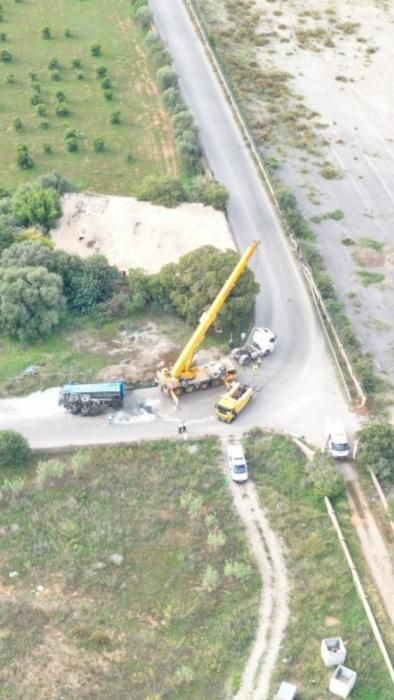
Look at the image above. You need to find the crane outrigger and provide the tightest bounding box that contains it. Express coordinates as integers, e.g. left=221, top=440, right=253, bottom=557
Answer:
left=157, top=241, right=260, bottom=402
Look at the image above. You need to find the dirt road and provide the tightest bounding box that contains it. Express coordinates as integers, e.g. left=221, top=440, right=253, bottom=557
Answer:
left=221, top=441, right=289, bottom=700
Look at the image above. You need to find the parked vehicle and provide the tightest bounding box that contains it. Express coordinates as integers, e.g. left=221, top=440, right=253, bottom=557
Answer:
left=227, top=440, right=248, bottom=483
left=326, top=423, right=350, bottom=459
left=60, top=381, right=126, bottom=416
left=231, top=326, right=276, bottom=366
left=215, top=382, right=253, bottom=423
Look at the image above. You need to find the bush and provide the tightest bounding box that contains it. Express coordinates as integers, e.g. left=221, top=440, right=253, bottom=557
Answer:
left=5, top=73, right=15, bottom=83
left=357, top=422, right=394, bottom=481
left=43, top=142, right=52, bottom=154
left=101, top=77, right=112, bottom=89
left=55, top=90, right=66, bottom=102
left=77, top=71, right=84, bottom=80
left=96, top=65, right=107, bottom=77
left=13, top=117, right=23, bottom=132
left=156, top=66, right=178, bottom=91
left=36, top=103, right=47, bottom=117
left=188, top=178, right=229, bottom=211
left=306, top=451, right=343, bottom=497
left=103, top=89, right=113, bottom=100
left=36, top=459, right=65, bottom=486
left=41, top=26, right=51, bottom=40
left=176, top=140, right=199, bottom=176
left=0, top=48, right=12, bottom=62
left=150, top=48, right=172, bottom=69
left=110, top=110, right=121, bottom=125
left=30, top=92, right=43, bottom=105
left=39, top=170, right=76, bottom=194
left=0, top=430, right=31, bottom=467
left=12, top=183, right=61, bottom=230
left=56, top=103, right=70, bottom=117
left=93, top=137, right=105, bottom=152
left=136, top=176, right=187, bottom=208
left=161, top=86, right=184, bottom=114
left=135, top=7, right=153, bottom=31
left=65, top=136, right=78, bottom=152
left=16, top=143, right=34, bottom=169
left=172, top=110, right=194, bottom=134
left=71, top=58, right=82, bottom=69
left=50, top=69, right=61, bottom=81
left=90, top=43, right=101, bottom=57
left=39, top=120, right=50, bottom=129
left=48, top=56, right=60, bottom=70
left=64, top=27, right=72, bottom=38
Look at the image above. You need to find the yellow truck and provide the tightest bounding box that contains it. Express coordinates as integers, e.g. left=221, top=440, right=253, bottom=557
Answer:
left=215, top=382, right=253, bottom=423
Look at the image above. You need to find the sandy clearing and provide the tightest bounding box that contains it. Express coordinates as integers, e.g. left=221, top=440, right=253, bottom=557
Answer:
left=51, top=193, right=235, bottom=273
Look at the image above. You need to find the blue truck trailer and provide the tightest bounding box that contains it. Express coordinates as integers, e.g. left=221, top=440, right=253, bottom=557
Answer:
left=60, top=381, right=126, bottom=416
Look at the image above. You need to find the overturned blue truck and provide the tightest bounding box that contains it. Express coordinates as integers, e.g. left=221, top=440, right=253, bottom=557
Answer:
left=59, top=381, right=126, bottom=416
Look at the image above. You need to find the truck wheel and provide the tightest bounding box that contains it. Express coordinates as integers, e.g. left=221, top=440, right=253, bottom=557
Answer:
left=240, top=356, right=250, bottom=366
left=184, top=385, right=195, bottom=393
left=200, top=382, right=209, bottom=390
left=173, top=387, right=183, bottom=396
left=211, top=378, right=221, bottom=387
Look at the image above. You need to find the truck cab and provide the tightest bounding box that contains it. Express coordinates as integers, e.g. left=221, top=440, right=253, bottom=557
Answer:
left=215, top=382, right=253, bottom=423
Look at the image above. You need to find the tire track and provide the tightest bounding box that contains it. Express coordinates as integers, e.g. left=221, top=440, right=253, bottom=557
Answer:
left=221, top=442, right=289, bottom=699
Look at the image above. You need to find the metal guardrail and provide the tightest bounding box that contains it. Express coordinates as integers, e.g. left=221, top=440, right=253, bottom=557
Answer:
left=184, top=0, right=367, bottom=411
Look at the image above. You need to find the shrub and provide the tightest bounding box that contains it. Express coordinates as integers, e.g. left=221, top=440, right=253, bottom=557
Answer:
left=39, top=170, right=76, bottom=194
left=71, top=58, right=82, bottom=69
left=39, top=120, right=50, bottom=129
left=77, top=71, right=84, bottom=80
left=42, top=142, right=53, bottom=154
left=110, top=110, right=121, bottom=125
left=0, top=430, right=31, bottom=467
left=5, top=73, right=15, bottom=83
left=56, top=103, right=70, bottom=117
left=357, top=422, right=394, bottom=481
left=156, top=66, right=178, bottom=91
left=1, top=477, right=25, bottom=498
left=16, top=143, right=34, bottom=169
left=0, top=48, right=12, bottom=62
left=41, top=26, right=51, bottom=39
left=176, top=140, right=199, bottom=176
left=30, top=93, right=43, bottom=105
left=101, top=77, right=112, bottom=89
left=103, top=89, right=113, bottom=100
left=0, top=32, right=6, bottom=42
left=48, top=56, right=60, bottom=70
left=50, top=69, right=61, bottom=81
left=307, top=451, right=342, bottom=497
left=172, top=110, right=194, bottom=134
left=136, top=176, right=187, bottom=208
left=36, top=459, right=65, bottom=486
left=66, top=136, right=78, bottom=152
left=93, top=137, right=105, bottom=152
left=189, top=178, right=229, bottom=211
left=96, top=65, right=107, bottom=77
left=201, top=565, right=220, bottom=593
left=135, top=7, right=153, bottom=31
left=151, top=48, right=172, bottom=69
left=36, top=103, right=47, bottom=117
left=70, top=451, right=90, bottom=476
left=13, top=117, right=23, bottom=132
left=64, top=27, right=72, bottom=38
left=90, top=43, right=101, bottom=56
left=56, top=90, right=66, bottom=102
left=224, top=560, right=252, bottom=581
left=161, top=86, right=184, bottom=114
left=12, top=183, right=61, bottom=229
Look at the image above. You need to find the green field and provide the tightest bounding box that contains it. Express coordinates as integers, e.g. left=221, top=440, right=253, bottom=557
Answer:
left=0, top=0, right=177, bottom=194
left=0, top=439, right=260, bottom=699
left=245, top=431, right=394, bottom=700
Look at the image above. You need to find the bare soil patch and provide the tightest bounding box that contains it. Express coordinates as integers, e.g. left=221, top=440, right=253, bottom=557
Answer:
left=52, top=193, right=235, bottom=273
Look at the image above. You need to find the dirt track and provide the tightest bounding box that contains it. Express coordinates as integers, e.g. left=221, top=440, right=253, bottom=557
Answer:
left=221, top=441, right=289, bottom=700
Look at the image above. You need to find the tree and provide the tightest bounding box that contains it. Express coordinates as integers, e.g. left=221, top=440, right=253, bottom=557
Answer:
left=0, top=265, right=65, bottom=340
left=16, top=143, right=34, bottom=169
left=306, top=451, right=343, bottom=498
left=1, top=240, right=55, bottom=269
left=161, top=86, right=184, bottom=114
left=127, top=267, right=152, bottom=311
left=135, top=7, right=153, bottom=31
left=39, top=170, right=76, bottom=194
left=189, top=178, right=229, bottom=211
left=136, top=176, right=187, bottom=208
left=90, top=43, right=101, bottom=56
left=156, top=66, right=178, bottom=91
left=155, top=247, right=259, bottom=335
left=11, top=184, right=61, bottom=231
left=0, top=430, right=31, bottom=467
left=357, top=423, right=394, bottom=481
left=0, top=215, right=17, bottom=255
left=53, top=252, right=119, bottom=314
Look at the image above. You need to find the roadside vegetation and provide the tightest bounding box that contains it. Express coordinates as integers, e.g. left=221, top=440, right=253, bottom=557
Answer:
left=244, top=431, right=394, bottom=699
left=0, top=438, right=260, bottom=699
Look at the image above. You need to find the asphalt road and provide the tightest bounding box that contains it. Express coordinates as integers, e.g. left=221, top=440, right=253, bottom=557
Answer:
left=0, top=1, right=358, bottom=448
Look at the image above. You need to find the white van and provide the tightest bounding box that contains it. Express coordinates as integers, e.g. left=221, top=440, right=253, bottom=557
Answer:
left=227, top=441, right=248, bottom=483
left=326, top=423, right=350, bottom=460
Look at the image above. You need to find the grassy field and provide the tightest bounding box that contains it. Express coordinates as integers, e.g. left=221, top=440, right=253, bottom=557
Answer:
left=0, top=438, right=260, bottom=699
left=244, top=431, right=394, bottom=700
left=0, top=311, right=229, bottom=396
left=0, top=0, right=176, bottom=194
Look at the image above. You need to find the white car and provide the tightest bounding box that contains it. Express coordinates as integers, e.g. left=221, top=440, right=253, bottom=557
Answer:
left=326, top=423, right=350, bottom=460
left=228, top=442, right=249, bottom=483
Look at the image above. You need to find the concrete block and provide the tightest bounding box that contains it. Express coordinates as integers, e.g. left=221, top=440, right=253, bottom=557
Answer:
left=274, top=681, right=297, bottom=700
left=321, top=637, right=347, bottom=667
left=329, top=665, right=357, bottom=698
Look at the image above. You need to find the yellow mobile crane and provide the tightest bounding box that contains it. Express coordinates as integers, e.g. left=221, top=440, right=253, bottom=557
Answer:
left=157, top=241, right=260, bottom=400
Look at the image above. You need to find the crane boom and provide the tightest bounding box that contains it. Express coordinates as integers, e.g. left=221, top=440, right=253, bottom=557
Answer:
left=171, top=241, right=260, bottom=377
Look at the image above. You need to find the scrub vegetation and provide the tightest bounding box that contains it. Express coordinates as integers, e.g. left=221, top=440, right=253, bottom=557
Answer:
left=0, top=438, right=260, bottom=699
